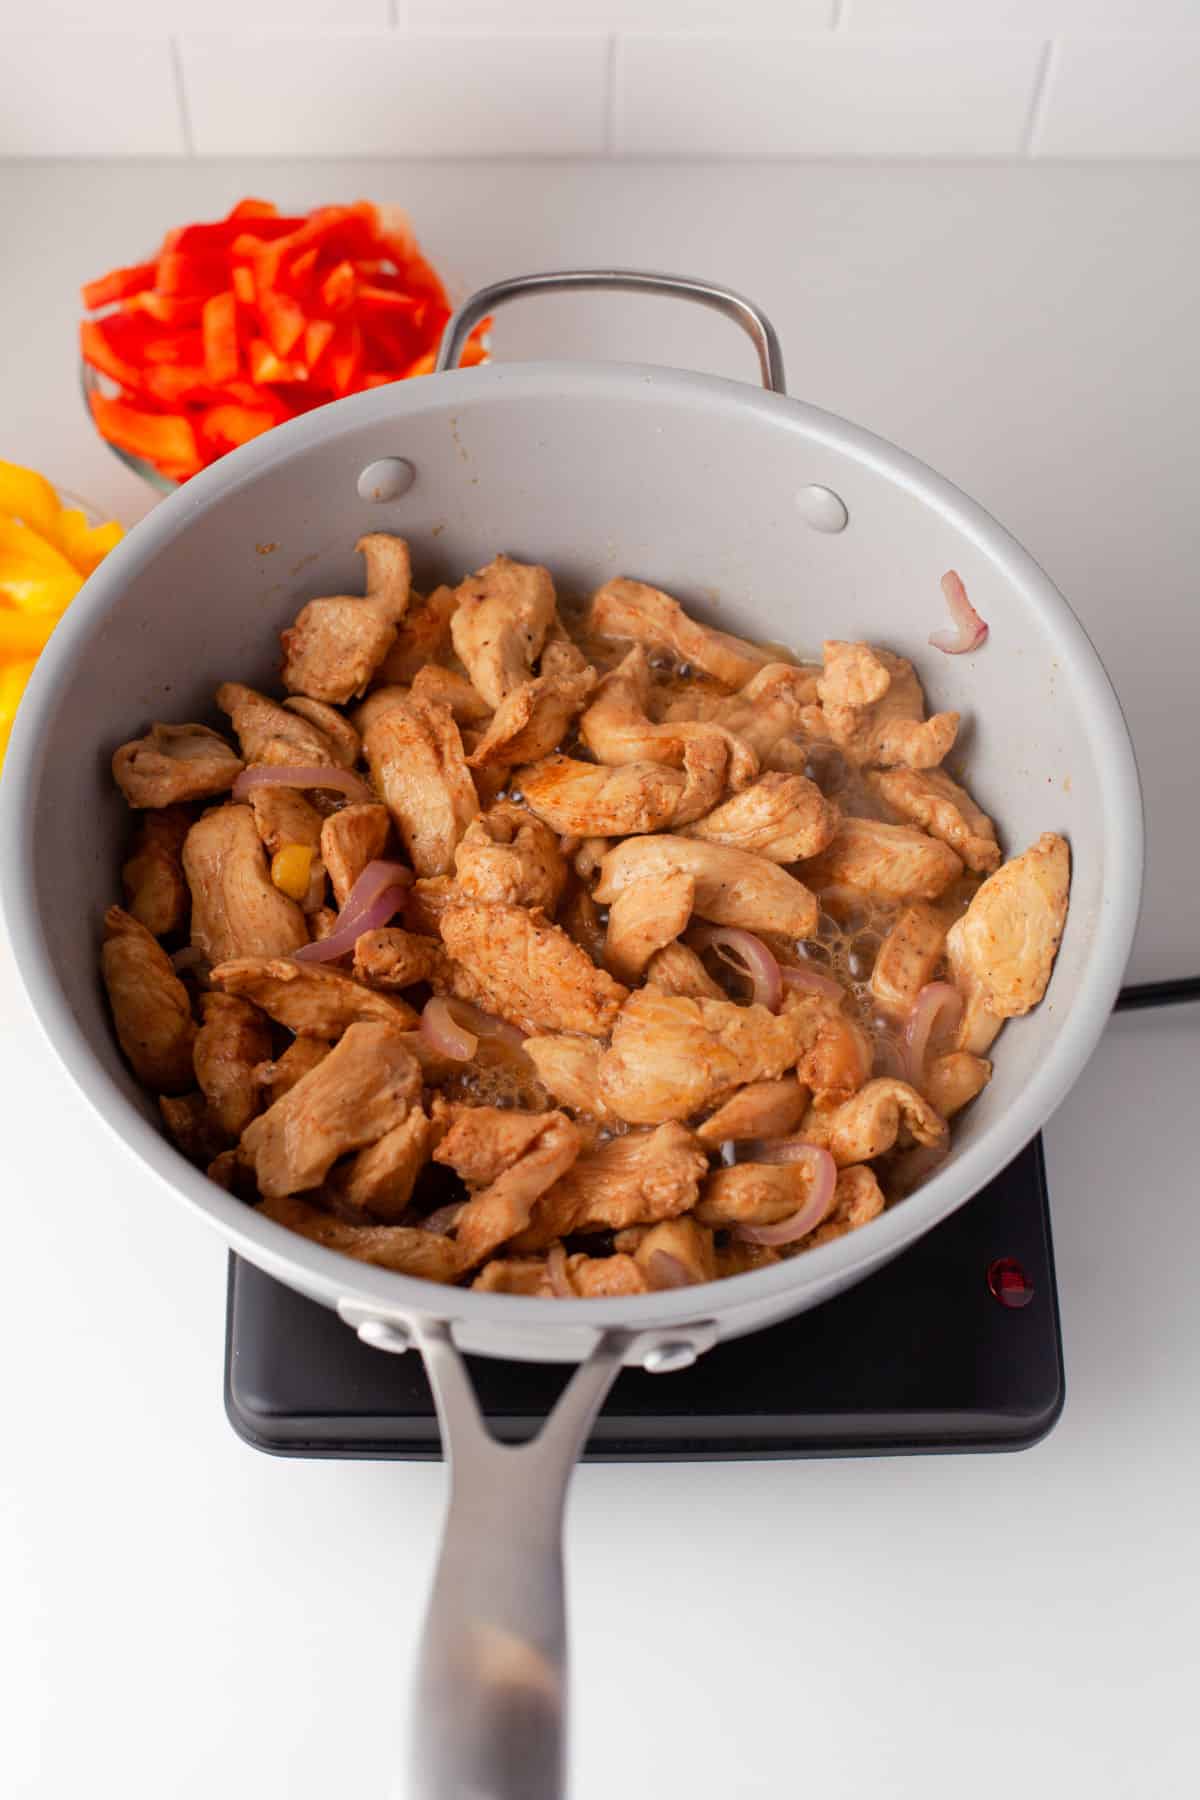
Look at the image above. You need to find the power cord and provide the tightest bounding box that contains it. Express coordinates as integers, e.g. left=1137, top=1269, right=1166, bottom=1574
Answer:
left=1114, top=976, right=1200, bottom=1012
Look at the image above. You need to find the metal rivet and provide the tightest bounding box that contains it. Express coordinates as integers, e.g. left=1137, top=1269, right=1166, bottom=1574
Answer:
left=356, top=1318, right=414, bottom=1355
left=642, top=1338, right=699, bottom=1375
left=357, top=458, right=416, bottom=503
left=796, top=484, right=848, bottom=533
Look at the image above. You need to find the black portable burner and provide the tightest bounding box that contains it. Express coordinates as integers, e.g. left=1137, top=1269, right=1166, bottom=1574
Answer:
left=225, top=1136, right=1062, bottom=1461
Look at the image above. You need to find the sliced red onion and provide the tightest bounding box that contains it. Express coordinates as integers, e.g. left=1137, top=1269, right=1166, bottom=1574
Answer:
left=440, top=998, right=530, bottom=1061
left=903, top=981, right=964, bottom=1085
left=419, top=996, right=479, bottom=1061
left=547, top=1244, right=576, bottom=1298
left=690, top=925, right=782, bottom=1011
left=929, top=570, right=989, bottom=655
left=644, top=1249, right=696, bottom=1290
left=423, top=1201, right=466, bottom=1236
left=781, top=962, right=844, bottom=1004
left=733, top=1145, right=837, bottom=1245
left=233, top=763, right=374, bottom=803
left=294, top=882, right=408, bottom=963
left=331, top=859, right=413, bottom=934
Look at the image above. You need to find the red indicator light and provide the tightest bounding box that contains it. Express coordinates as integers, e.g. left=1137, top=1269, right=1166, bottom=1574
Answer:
left=987, top=1258, right=1034, bottom=1308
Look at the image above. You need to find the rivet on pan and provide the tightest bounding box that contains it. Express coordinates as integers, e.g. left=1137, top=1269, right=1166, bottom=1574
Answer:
left=357, top=458, right=416, bottom=503
left=356, top=1317, right=414, bottom=1355
left=642, top=1338, right=699, bottom=1375
left=796, top=484, right=848, bottom=533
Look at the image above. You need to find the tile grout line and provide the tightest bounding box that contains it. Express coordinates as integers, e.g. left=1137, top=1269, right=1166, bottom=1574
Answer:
left=1022, top=37, right=1058, bottom=160
left=606, top=33, right=619, bottom=158
left=169, top=36, right=195, bottom=158
left=831, top=0, right=848, bottom=29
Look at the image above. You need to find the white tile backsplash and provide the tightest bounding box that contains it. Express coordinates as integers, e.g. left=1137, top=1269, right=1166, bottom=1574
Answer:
left=844, top=1, right=1200, bottom=31
left=404, top=0, right=834, bottom=27
left=1036, top=35, right=1200, bottom=155
left=179, top=31, right=609, bottom=156
left=616, top=35, right=1045, bottom=156
left=0, top=34, right=185, bottom=155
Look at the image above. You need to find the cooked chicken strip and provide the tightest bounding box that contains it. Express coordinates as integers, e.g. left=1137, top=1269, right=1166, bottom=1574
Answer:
left=160, top=1093, right=227, bottom=1167
left=782, top=989, right=874, bottom=1105
left=664, top=663, right=821, bottom=763
left=540, top=618, right=591, bottom=680
left=434, top=1107, right=582, bottom=1266
left=439, top=901, right=627, bottom=1037
left=353, top=926, right=442, bottom=990
left=320, top=802, right=391, bottom=907
left=375, top=584, right=460, bottom=686
left=604, top=868, right=694, bottom=984
left=247, top=785, right=327, bottom=911
left=696, top=1076, right=810, bottom=1146
left=573, top=837, right=610, bottom=881
left=241, top=1022, right=422, bottom=1198
left=404, top=874, right=459, bottom=937
left=514, top=1122, right=708, bottom=1249
left=643, top=941, right=725, bottom=1001
left=803, top=1077, right=947, bottom=1167
left=280, top=533, right=411, bottom=704
left=714, top=1241, right=781, bottom=1277
left=433, top=1104, right=558, bottom=1186
left=472, top=1257, right=552, bottom=1295
left=589, top=577, right=773, bottom=688
left=868, top=767, right=1001, bottom=874
left=869, top=904, right=948, bottom=1015
left=635, top=1217, right=717, bottom=1289
left=580, top=646, right=754, bottom=790
left=820, top=649, right=959, bottom=771
left=681, top=772, right=838, bottom=863
left=193, top=992, right=271, bottom=1140
left=801, top=817, right=962, bottom=902
left=121, top=805, right=191, bottom=936
left=282, top=697, right=361, bottom=768
left=946, top=834, right=1070, bottom=1018
left=597, top=988, right=811, bottom=1126
left=594, top=835, right=819, bottom=939
left=182, top=806, right=309, bottom=963
left=258, top=1192, right=464, bottom=1282
left=101, top=905, right=196, bottom=1093
left=522, top=1034, right=614, bottom=1120
left=561, top=1254, right=650, bottom=1297
left=817, top=641, right=892, bottom=710
left=697, top=1160, right=834, bottom=1231
left=450, top=555, right=557, bottom=708
left=112, top=723, right=242, bottom=810
left=254, top=1037, right=330, bottom=1105
left=410, top=664, right=494, bottom=727
left=210, top=956, right=418, bottom=1035
left=558, top=880, right=607, bottom=965
left=467, top=668, right=595, bottom=770
left=216, top=683, right=342, bottom=768
left=327, top=1107, right=432, bottom=1221
left=516, top=754, right=695, bottom=838
left=924, top=1051, right=991, bottom=1118
left=805, top=1165, right=886, bottom=1248
left=363, top=694, right=478, bottom=878
left=453, top=802, right=566, bottom=912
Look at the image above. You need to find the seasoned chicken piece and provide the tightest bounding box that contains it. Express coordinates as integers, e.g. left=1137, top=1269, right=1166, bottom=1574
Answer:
left=681, top=772, right=838, bottom=863
left=522, top=1035, right=614, bottom=1120
left=540, top=618, right=591, bottom=681
left=817, top=641, right=892, bottom=710
left=254, top=1037, right=331, bottom=1105
left=589, top=577, right=772, bottom=688
left=439, top=901, right=628, bottom=1038
left=241, top=1022, right=421, bottom=1197
left=643, top=941, right=725, bottom=1001
left=870, top=904, right=948, bottom=1015
left=597, top=988, right=810, bottom=1126
left=280, top=533, right=411, bottom=704
left=121, top=805, right=191, bottom=936
left=215, top=682, right=341, bottom=767
left=101, top=905, right=196, bottom=1093
left=353, top=926, right=442, bottom=990
left=573, top=837, right=609, bottom=881
left=194, top=992, right=271, bottom=1140
left=594, top=835, right=819, bottom=939
left=580, top=647, right=754, bottom=791
left=453, top=802, right=566, bottom=912
left=410, top=664, right=494, bottom=727
left=635, top=1217, right=716, bottom=1289
left=320, top=802, right=391, bottom=907
left=782, top=990, right=874, bottom=1105
left=112, top=723, right=242, bottom=810
left=210, top=956, right=418, bottom=1035
left=182, top=805, right=309, bottom=963
left=697, top=1160, right=833, bottom=1231
left=514, top=1123, right=708, bottom=1248
left=696, top=1076, right=810, bottom=1146
left=257, top=1192, right=464, bottom=1282
left=516, top=754, right=700, bottom=838
left=450, top=555, right=557, bottom=708
left=434, top=1107, right=582, bottom=1265
left=472, top=1258, right=551, bottom=1296
left=282, top=696, right=361, bottom=768
left=558, top=880, right=606, bottom=965
left=404, top=874, right=459, bottom=936
left=467, top=668, right=595, bottom=770
left=375, top=583, right=460, bottom=686
left=564, top=1254, right=649, bottom=1298
left=805, top=1165, right=886, bottom=1249
left=868, top=767, right=1000, bottom=874
left=327, top=1107, right=432, bottom=1221
left=946, top=834, right=1070, bottom=1018
left=715, top=1241, right=781, bottom=1277
left=820, top=649, right=959, bottom=771
left=247, top=785, right=327, bottom=911
left=924, top=1051, right=991, bottom=1118
left=804, top=1078, right=947, bottom=1167
left=604, top=868, right=694, bottom=984
left=664, top=663, right=821, bottom=763
left=160, top=1092, right=227, bottom=1166
left=363, top=694, right=478, bottom=878
left=801, top=817, right=962, bottom=902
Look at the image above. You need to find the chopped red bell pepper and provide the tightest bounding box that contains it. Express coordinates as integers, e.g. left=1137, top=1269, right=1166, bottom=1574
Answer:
left=142, top=331, right=204, bottom=366
left=155, top=251, right=228, bottom=299
left=88, top=392, right=199, bottom=470
left=201, top=292, right=240, bottom=384
left=121, top=290, right=205, bottom=326
left=141, top=364, right=212, bottom=405
left=258, top=289, right=307, bottom=359
left=303, top=318, right=335, bottom=371
left=320, top=260, right=358, bottom=314
left=80, top=319, right=145, bottom=389
left=248, top=339, right=308, bottom=385
left=327, top=321, right=363, bottom=397
left=230, top=264, right=256, bottom=306
left=199, top=403, right=276, bottom=452
left=80, top=259, right=157, bottom=311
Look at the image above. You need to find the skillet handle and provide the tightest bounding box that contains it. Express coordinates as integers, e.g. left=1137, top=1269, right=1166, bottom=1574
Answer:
left=435, top=269, right=787, bottom=395
left=407, top=1321, right=626, bottom=1800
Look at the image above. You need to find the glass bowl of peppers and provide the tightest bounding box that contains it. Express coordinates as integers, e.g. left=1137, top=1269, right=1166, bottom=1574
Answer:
left=79, top=198, right=490, bottom=492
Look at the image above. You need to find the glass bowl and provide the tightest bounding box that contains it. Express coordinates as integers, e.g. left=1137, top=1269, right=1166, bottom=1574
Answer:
left=79, top=359, right=178, bottom=497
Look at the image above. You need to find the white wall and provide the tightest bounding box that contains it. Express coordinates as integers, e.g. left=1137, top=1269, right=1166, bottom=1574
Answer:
left=1, top=0, right=1199, bottom=157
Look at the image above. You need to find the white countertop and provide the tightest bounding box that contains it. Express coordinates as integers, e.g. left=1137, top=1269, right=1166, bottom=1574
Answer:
left=2, top=160, right=1197, bottom=1800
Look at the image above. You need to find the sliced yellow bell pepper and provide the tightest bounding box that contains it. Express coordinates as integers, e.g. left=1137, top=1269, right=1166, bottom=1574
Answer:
left=0, top=609, right=58, bottom=656
left=0, top=657, right=37, bottom=766
left=0, top=517, right=85, bottom=612
left=52, top=508, right=124, bottom=576
left=0, top=459, right=61, bottom=538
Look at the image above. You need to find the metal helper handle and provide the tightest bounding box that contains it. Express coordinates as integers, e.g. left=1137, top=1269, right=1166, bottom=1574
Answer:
left=408, top=1322, right=627, bottom=1800
left=435, top=269, right=787, bottom=395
